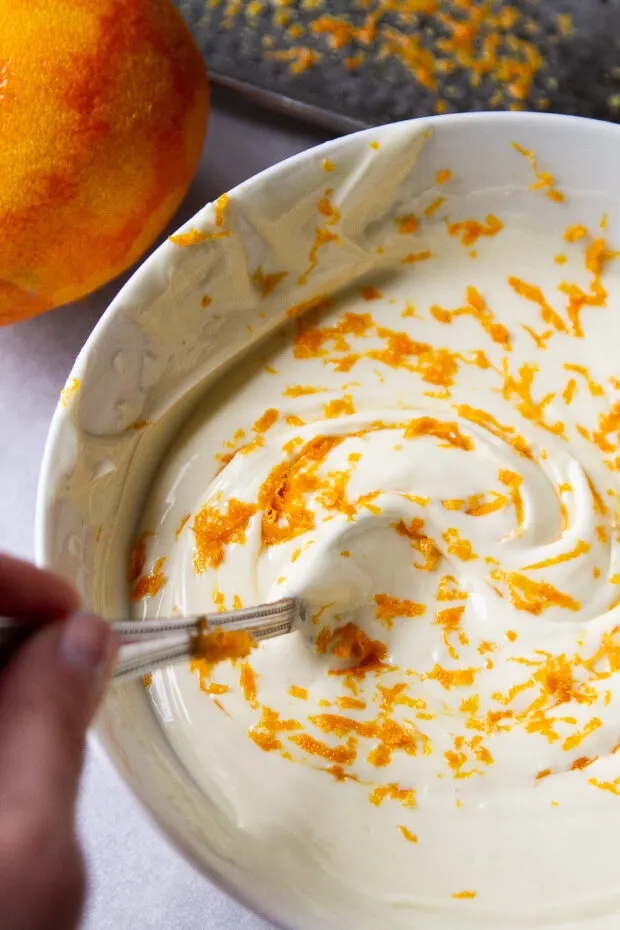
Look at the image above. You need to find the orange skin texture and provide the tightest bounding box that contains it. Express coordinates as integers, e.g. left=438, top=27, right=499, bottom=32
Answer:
left=0, top=0, right=209, bottom=324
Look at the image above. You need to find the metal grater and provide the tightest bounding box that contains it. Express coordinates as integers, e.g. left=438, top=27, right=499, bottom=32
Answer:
left=174, top=0, right=620, bottom=134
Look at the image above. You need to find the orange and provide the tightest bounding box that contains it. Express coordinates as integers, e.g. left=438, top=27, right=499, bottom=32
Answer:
left=0, top=0, right=209, bottom=325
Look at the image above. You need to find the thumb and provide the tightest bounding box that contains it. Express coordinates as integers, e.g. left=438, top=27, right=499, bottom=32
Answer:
left=0, top=612, right=118, bottom=822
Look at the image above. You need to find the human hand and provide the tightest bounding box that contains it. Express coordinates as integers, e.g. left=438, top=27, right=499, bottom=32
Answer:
left=0, top=554, right=117, bottom=930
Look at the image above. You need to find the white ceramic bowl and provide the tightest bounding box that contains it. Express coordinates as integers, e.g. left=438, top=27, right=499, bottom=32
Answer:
left=36, top=113, right=620, bottom=929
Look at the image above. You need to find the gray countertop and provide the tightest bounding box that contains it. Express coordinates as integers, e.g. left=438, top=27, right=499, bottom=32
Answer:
left=0, top=90, right=327, bottom=930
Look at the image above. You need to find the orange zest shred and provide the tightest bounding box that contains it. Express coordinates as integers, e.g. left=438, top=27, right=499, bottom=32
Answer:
left=60, top=377, right=80, bottom=407
left=289, top=732, right=357, bottom=765
left=368, top=744, right=393, bottom=767
left=426, top=664, right=478, bottom=690
left=393, top=517, right=442, bottom=572
left=253, top=408, right=279, bottom=434
left=465, top=491, right=508, bottom=517
left=175, top=513, right=191, bottom=539
left=297, top=189, right=342, bottom=285
left=127, top=530, right=152, bottom=583
left=258, top=435, right=342, bottom=546
left=338, top=696, right=366, bottom=711
left=571, top=756, right=598, bottom=772
left=214, top=193, right=229, bottom=228
left=563, top=378, right=577, bottom=405
left=298, top=227, right=341, bottom=287
left=126, top=419, right=153, bottom=433
left=131, top=556, right=167, bottom=601
left=436, top=575, right=468, bottom=601
left=289, top=685, right=308, bottom=700
left=424, top=196, right=446, bottom=217
left=590, top=777, right=620, bottom=797
left=558, top=238, right=618, bottom=337
left=266, top=45, right=322, bottom=74
left=491, top=570, right=580, bottom=614
left=404, top=416, right=473, bottom=450
left=562, top=717, right=602, bottom=752
left=191, top=628, right=256, bottom=680
left=446, top=214, right=503, bottom=247
left=397, top=214, right=419, bottom=235
left=240, top=661, right=258, bottom=706
left=498, top=468, right=524, bottom=528
left=508, top=276, right=567, bottom=333
left=287, top=293, right=333, bottom=321
left=312, top=713, right=419, bottom=757
left=295, top=309, right=372, bottom=359
left=586, top=402, right=620, bottom=454
left=430, top=286, right=510, bottom=349
left=252, top=266, right=288, bottom=299
left=456, top=404, right=533, bottom=459
left=512, top=143, right=565, bottom=203
left=563, top=364, right=604, bottom=397
left=249, top=730, right=283, bottom=752
left=205, top=682, right=229, bottom=695
left=502, top=359, right=565, bottom=437
left=362, top=285, right=382, bottom=301
left=521, top=323, right=554, bottom=349
left=169, top=228, right=230, bottom=247
left=523, top=539, right=590, bottom=571
left=443, top=528, right=478, bottom=561
left=284, top=384, right=324, bottom=397
left=445, top=733, right=494, bottom=777
left=325, top=764, right=359, bottom=781
left=325, top=622, right=389, bottom=679
left=365, top=326, right=459, bottom=387
left=369, top=783, right=416, bottom=808
left=193, top=499, right=258, bottom=572
left=564, top=224, right=588, bottom=243
left=402, top=250, right=433, bottom=264
left=434, top=606, right=468, bottom=660
left=249, top=706, right=303, bottom=753
left=324, top=395, right=356, bottom=418
left=374, top=594, right=426, bottom=629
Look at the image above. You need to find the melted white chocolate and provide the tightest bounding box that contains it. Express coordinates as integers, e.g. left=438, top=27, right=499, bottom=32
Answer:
left=129, top=203, right=620, bottom=927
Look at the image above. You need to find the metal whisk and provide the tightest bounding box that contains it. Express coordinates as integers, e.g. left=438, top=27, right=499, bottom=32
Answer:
left=0, top=598, right=307, bottom=682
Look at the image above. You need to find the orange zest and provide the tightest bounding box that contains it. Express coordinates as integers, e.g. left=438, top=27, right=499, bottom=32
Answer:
left=193, top=499, right=258, bottom=572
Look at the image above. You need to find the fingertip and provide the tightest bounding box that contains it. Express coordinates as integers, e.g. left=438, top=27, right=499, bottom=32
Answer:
left=60, top=612, right=118, bottom=699
left=0, top=612, right=116, bottom=820
left=36, top=566, right=81, bottom=619
left=0, top=553, right=81, bottom=620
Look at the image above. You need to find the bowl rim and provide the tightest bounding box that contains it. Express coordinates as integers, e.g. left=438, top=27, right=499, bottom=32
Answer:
left=35, top=108, right=620, bottom=561
left=35, top=109, right=620, bottom=929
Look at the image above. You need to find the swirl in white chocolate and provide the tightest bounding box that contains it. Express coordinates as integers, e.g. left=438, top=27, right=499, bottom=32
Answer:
left=131, top=184, right=620, bottom=927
